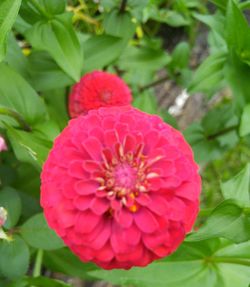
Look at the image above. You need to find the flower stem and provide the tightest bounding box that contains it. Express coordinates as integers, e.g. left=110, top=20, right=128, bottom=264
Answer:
left=139, top=75, right=169, bottom=92
left=0, top=107, right=32, bottom=132
left=33, top=249, right=44, bottom=277
left=119, top=0, right=127, bottom=13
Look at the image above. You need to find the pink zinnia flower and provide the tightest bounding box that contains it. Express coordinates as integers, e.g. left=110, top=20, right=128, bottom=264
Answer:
left=68, top=71, right=132, bottom=118
left=41, top=106, right=201, bottom=269
left=0, top=136, right=7, bottom=152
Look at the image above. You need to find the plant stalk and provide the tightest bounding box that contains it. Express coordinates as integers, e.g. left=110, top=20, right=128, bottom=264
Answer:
left=33, top=249, right=44, bottom=277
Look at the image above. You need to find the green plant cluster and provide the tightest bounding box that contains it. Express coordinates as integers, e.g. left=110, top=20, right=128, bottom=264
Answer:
left=0, top=0, right=250, bottom=286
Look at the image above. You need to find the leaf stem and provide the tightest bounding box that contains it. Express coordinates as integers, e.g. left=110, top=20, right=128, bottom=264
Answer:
left=33, top=249, right=44, bottom=277
left=28, top=0, right=50, bottom=18
left=206, top=125, right=238, bottom=141
left=119, top=0, right=127, bottom=13
left=0, top=107, right=32, bottom=132
left=139, top=75, right=169, bottom=92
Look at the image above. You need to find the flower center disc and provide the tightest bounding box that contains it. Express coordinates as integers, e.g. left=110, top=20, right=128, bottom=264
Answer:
left=114, top=163, right=137, bottom=189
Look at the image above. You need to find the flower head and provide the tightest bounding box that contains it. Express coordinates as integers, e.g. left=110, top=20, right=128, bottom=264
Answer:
left=41, top=106, right=201, bottom=269
left=68, top=71, right=132, bottom=118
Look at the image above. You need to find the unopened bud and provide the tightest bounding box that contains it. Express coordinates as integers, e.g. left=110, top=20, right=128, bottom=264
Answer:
left=0, top=207, right=7, bottom=227
left=0, top=136, right=7, bottom=152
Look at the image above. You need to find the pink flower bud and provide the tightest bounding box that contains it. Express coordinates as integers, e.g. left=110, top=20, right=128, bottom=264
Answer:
left=0, top=207, right=7, bottom=227
left=0, top=136, right=7, bottom=152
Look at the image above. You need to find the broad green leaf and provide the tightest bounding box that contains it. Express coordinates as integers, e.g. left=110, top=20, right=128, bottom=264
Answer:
left=188, top=51, right=227, bottom=94
left=209, top=0, right=228, bottom=10
left=0, top=236, right=30, bottom=279
left=201, top=104, right=238, bottom=137
left=119, top=46, right=170, bottom=71
left=22, top=276, right=72, bottom=287
left=20, top=0, right=66, bottom=26
left=221, top=164, right=250, bottom=205
left=26, top=13, right=83, bottom=81
left=184, top=123, right=223, bottom=164
left=89, top=239, right=250, bottom=287
left=82, top=34, right=124, bottom=72
left=20, top=213, right=64, bottom=250
left=0, top=187, right=22, bottom=228
left=44, top=248, right=98, bottom=279
left=0, top=63, right=47, bottom=126
left=28, top=51, right=73, bottom=91
left=5, top=33, right=30, bottom=80
left=133, top=93, right=158, bottom=114
left=0, top=0, right=22, bottom=62
left=42, top=89, right=69, bottom=130
left=187, top=200, right=250, bottom=243
left=169, top=42, right=190, bottom=72
left=226, top=0, right=250, bottom=65
left=145, top=7, right=190, bottom=27
left=38, top=0, right=66, bottom=16
left=7, top=126, right=51, bottom=169
left=239, top=104, right=250, bottom=136
left=103, top=9, right=135, bottom=40
left=225, top=52, right=250, bottom=109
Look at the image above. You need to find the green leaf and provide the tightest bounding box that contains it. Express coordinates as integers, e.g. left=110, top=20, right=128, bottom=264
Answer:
left=0, top=187, right=22, bottom=228
left=187, top=200, right=250, bottom=243
left=103, top=9, right=135, bottom=40
left=133, top=92, right=158, bottom=114
left=38, top=0, right=66, bottom=16
left=119, top=46, right=170, bottom=71
left=239, top=104, right=250, bottom=136
left=28, top=51, right=73, bottom=91
left=5, top=33, right=30, bottom=80
left=26, top=13, right=83, bottom=81
left=89, top=239, right=250, bottom=287
left=24, top=276, right=72, bottom=287
left=221, top=164, right=250, bottom=205
left=44, top=248, right=98, bottom=279
left=0, top=63, right=47, bottom=126
left=0, top=0, right=22, bottom=62
left=169, top=42, right=190, bottom=72
left=188, top=51, right=227, bottom=94
left=225, top=52, right=250, bottom=109
left=7, top=126, right=51, bottom=169
left=82, top=34, right=124, bottom=72
left=226, top=0, right=250, bottom=65
left=146, top=7, right=190, bottom=27
left=20, top=213, right=64, bottom=250
left=0, top=235, right=30, bottom=279
left=209, top=0, right=228, bottom=10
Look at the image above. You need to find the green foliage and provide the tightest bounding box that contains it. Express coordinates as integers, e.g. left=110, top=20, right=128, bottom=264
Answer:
left=0, top=187, right=22, bottom=229
left=20, top=213, right=64, bottom=250
left=0, top=236, right=30, bottom=279
left=0, top=0, right=22, bottom=62
left=89, top=239, right=250, bottom=287
left=0, top=0, right=250, bottom=285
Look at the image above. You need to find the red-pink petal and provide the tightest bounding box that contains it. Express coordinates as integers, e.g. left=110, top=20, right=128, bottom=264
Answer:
left=75, top=211, right=100, bottom=233
left=75, top=180, right=97, bottom=195
left=74, top=195, right=93, bottom=210
left=82, top=137, right=103, bottom=160
left=147, top=194, right=169, bottom=216
left=115, top=208, right=133, bottom=228
left=90, top=197, right=110, bottom=215
left=134, top=208, right=159, bottom=233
